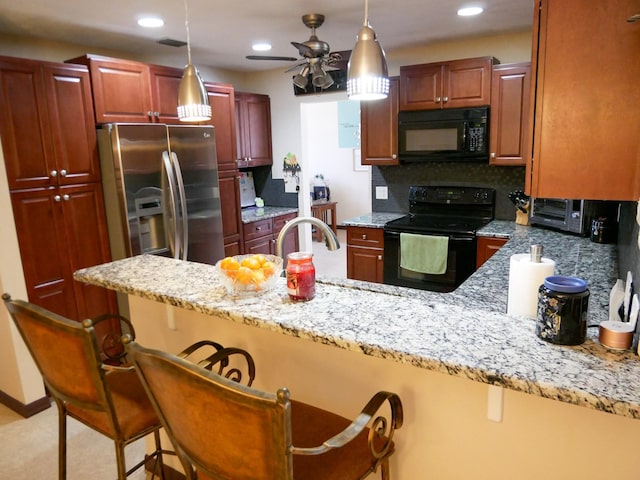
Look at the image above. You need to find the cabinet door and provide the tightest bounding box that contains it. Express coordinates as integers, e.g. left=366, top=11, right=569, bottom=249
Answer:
left=347, top=245, right=384, bottom=283
left=399, top=63, right=442, bottom=111
left=489, top=63, right=531, bottom=166
left=218, top=170, right=243, bottom=254
left=236, top=92, right=273, bottom=167
left=529, top=0, right=640, bottom=200
left=205, top=83, right=237, bottom=171
left=80, top=56, right=153, bottom=124
left=361, top=77, right=399, bottom=165
left=43, top=63, right=102, bottom=184
left=444, top=57, right=493, bottom=109
left=273, top=212, right=299, bottom=261
left=0, top=57, right=55, bottom=190
left=59, top=183, right=117, bottom=320
left=244, top=236, right=274, bottom=255
left=476, top=236, right=508, bottom=269
left=150, top=65, right=182, bottom=124
left=10, top=187, right=78, bottom=319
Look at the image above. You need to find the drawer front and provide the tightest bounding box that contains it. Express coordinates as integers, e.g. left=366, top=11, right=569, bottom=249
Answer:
left=346, top=226, right=384, bottom=249
left=243, top=218, right=273, bottom=242
left=273, top=212, right=297, bottom=233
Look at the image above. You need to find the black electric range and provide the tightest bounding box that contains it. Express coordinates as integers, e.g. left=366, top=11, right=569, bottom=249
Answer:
left=383, top=186, right=495, bottom=292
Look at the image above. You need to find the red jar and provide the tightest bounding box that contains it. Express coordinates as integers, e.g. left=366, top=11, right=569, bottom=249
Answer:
left=286, top=252, right=316, bottom=301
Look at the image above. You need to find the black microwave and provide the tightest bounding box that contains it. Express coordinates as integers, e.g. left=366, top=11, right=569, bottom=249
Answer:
left=398, top=107, right=489, bottom=162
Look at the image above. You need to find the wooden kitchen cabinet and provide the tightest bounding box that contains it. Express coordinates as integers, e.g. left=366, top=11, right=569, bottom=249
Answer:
left=346, top=226, right=384, bottom=283
left=235, top=92, right=273, bottom=168
left=399, top=57, right=495, bottom=111
left=476, top=236, right=508, bottom=269
left=218, top=170, right=244, bottom=257
left=0, top=57, right=101, bottom=190
left=67, top=54, right=183, bottom=124
left=10, top=183, right=116, bottom=321
left=527, top=0, right=640, bottom=200
left=0, top=55, right=117, bottom=321
left=242, top=212, right=298, bottom=258
left=205, top=82, right=237, bottom=171
left=489, top=62, right=531, bottom=166
left=361, top=77, right=399, bottom=166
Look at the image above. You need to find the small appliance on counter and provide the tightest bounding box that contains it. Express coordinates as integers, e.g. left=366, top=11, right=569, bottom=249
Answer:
left=529, top=198, right=620, bottom=236
left=536, top=276, right=589, bottom=345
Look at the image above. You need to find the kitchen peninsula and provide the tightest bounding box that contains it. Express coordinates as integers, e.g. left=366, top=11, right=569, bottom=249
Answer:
left=75, top=224, right=640, bottom=479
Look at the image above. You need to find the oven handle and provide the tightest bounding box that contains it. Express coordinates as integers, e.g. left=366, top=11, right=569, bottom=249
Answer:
left=384, top=230, right=475, bottom=242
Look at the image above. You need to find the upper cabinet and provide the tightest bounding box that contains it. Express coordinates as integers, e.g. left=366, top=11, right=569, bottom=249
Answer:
left=67, top=54, right=182, bottom=124
left=399, top=57, right=496, bottom=111
left=204, top=82, right=237, bottom=171
left=0, top=57, right=101, bottom=190
left=235, top=92, right=273, bottom=168
left=489, top=62, right=531, bottom=166
left=528, top=0, right=640, bottom=200
left=361, top=77, right=399, bottom=166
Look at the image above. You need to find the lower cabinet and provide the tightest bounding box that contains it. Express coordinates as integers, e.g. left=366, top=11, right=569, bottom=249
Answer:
left=346, top=226, right=384, bottom=284
left=476, top=236, right=508, bottom=269
left=10, top=182, right=117, bottom=320
left=218, top=170, right=243, bottom=257
left=242, top=212, right=299, bottom=259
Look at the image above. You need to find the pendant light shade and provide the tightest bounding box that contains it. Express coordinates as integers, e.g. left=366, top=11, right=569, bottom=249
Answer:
left=347, top=0, right=389, bottom=100
left=177, top=0, right=211, bottom=122
left=178, top=64, right=211, bottom=122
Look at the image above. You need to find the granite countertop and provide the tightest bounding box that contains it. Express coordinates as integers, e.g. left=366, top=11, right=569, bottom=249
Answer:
left=241, top=206, right=298, bottom=223
left=342, top=212, right=405, bottom=228
left=74, top=221, right=639, bottom=420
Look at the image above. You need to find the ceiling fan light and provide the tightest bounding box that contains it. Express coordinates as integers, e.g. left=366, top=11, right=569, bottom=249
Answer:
left=347, top=19, right=389, bottom=100
left=293, top=66, right=310, bottom=88
left=178, top=63, right=211, bottom=122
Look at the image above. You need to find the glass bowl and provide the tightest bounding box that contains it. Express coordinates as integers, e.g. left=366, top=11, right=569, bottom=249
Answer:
left=215, top=254, right=283, bottom=296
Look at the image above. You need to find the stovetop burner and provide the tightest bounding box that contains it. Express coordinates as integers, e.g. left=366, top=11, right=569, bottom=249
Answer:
left=384, top=185, right=496, bottom=235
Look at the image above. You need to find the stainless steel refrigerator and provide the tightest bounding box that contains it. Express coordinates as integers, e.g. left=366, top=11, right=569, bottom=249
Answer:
left=98, top=123, right=225, bottom=266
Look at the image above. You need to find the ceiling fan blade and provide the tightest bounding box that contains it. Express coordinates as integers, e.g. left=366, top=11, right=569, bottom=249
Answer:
left=291, top=41, right=314, bottom=57
left=246, top=55, right=298, bottom=61
left=323, top=64, right=341, bottom=72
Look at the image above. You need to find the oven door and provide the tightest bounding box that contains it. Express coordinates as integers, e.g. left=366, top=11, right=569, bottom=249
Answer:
left=383, top=229, right=477, bottom=292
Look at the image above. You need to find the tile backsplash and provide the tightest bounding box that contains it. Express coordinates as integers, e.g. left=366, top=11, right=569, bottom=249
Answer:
left=371, top=163, right=526, bottom=220
left=617, top=201, right=640, bottom=284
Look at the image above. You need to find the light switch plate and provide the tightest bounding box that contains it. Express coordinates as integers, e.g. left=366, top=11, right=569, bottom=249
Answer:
left=375, top=186, right=388, bottom=200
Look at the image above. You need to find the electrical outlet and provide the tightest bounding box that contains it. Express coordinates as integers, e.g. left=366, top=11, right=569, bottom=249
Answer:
left=375, top=186, right=388, bottom=200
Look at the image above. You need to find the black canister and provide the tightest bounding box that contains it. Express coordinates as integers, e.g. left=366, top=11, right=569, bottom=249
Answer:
left=536, top=276, right=589, bottom=345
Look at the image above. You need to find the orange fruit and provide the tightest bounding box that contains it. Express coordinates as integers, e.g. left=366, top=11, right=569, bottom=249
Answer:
left=251, top=269, right=266, bottom=287
left=261, top=261, right=277, bottom=278
left=253, top=254, right=267, bottom=266
left=241, top=256, right=262, bottom=270
left=235, top=266, right=254, bottom=285
left=220, top=256, right=240, bottom=271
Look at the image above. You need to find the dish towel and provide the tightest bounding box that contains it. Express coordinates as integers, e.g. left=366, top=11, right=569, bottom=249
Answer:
left=400, top=233, right=449, bottom=275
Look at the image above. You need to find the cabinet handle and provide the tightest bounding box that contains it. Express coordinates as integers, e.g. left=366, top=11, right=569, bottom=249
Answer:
left=436, top=96, right=441, bottom=102
left=147, top=111, right=154, bottom=118
left=490, top=152, right=496, bottom=158
left=392, top=154, right=397, bottom=159
left=443, top=96, right=449, bottom=103
left=362, top=234, right=367, bottom=240
left=377, top=255, right=383, bottom=261
left=59, top=169, right=67, bottom=177
left=62, top=194, right=70, bottom=201
left=154, top=112, right=160, bottom=118
left=50, top=170, right=58, bottom=178
left=256, top=226, right=262, bottom=231
left=54, top=194, right=61, bottom=202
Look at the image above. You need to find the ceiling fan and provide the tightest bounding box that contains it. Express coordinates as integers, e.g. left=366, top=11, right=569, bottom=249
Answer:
left=246, top=14, right=342, bottom=91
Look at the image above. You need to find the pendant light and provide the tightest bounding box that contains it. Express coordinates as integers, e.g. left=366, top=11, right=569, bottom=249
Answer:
left=177, top=0, right=211, bottom=122
left=346, top=0, right=389, bottom=100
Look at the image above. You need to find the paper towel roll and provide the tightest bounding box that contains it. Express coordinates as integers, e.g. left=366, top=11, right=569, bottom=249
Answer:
left=507, top=253, right=556, bottom=318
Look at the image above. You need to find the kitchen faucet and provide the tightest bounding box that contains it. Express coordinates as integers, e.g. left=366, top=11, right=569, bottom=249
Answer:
left=275, top=216, right=340, bottom=259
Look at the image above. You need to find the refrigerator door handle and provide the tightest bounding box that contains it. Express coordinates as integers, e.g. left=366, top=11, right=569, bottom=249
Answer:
left=161, top=151, right=181, bottom=259
left=170, top=151, right=189, bottom=261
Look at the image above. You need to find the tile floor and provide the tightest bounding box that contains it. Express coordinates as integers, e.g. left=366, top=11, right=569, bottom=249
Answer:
left=311, top=227, right=347, bottom=279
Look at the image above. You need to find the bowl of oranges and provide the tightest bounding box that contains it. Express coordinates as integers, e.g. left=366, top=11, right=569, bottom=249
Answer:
left=215, top=254, right=283, bottom=296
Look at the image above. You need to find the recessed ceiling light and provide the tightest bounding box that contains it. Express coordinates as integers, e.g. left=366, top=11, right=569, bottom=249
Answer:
left=138, top=17, right=165, bottom=28
left=457, top=6, right=484, bottom=16
left=252, top=43, right=272, bottom=52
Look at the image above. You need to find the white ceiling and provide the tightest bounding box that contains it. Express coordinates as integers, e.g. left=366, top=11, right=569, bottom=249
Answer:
left=0, top=0, right=534, bottom=72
